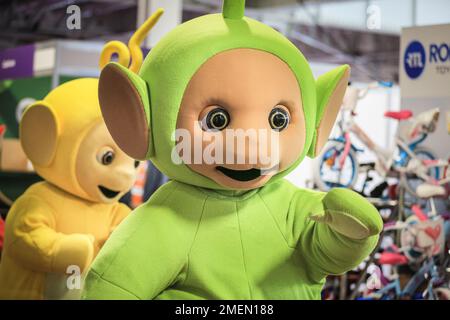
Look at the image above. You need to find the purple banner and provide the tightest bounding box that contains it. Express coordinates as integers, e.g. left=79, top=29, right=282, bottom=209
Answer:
left=0, top=44, right=35, bottom=80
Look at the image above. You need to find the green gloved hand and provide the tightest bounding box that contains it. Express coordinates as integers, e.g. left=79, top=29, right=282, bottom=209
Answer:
left=310, top=188, right=383, bottom=240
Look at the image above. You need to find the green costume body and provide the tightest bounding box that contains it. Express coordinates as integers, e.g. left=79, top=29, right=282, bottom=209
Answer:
left=84, top=180, right=379, bottom=299
left=82, top=0, right=383, bottom=300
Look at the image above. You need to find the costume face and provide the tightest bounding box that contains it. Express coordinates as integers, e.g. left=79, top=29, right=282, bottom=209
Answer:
left=76, top=121, right=138, bottom=203
left=97, top=1, right=350, bottom=191
left=20, top=78, right=139, bottom=203
left=176, top=49, right=306, bottom=189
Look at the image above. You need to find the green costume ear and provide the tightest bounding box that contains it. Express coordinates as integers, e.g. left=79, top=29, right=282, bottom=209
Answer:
left=98, top=62, right=153, bottom=160
left=308, top=65, right=350, bottom=158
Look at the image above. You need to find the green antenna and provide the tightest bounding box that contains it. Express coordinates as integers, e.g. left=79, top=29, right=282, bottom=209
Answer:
left=222, top=0, right=245, bottom=19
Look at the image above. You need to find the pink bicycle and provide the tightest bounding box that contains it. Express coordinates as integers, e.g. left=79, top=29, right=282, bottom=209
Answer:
left=314, top=82, right=442, bottom=198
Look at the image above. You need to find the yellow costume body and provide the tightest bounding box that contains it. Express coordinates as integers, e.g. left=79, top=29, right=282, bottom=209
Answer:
left=0, top=79, right=135, bottom=299
left=0, top=182, right=129, bottom=299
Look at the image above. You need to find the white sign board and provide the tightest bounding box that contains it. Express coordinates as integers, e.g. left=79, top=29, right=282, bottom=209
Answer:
left=400, top=24, right=450, bottom=98
left=400, top=24, right=450, bottom=159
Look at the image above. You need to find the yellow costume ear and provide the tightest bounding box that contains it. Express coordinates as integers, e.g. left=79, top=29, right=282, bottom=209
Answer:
left=308, top=65, right=350, bottom=158
left=20, top=102, right=59, bottom=167
left=99, top=62, right=152, bottom=160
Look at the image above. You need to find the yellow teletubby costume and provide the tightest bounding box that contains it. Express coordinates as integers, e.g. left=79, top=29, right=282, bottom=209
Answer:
left=0, top=11, right=163, bottom=299
left=0, top=79, right=137, bottom=300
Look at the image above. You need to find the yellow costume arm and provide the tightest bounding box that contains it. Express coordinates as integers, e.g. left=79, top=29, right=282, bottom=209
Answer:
left=7, top=196, right=94, bottom=274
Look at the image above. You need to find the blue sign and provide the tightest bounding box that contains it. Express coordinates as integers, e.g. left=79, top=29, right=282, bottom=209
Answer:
left=404, top=41, right=426, bottom=79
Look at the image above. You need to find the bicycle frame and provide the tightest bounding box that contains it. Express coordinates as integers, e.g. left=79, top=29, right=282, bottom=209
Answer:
left=335, top=121, right=439, bottom=182
left=315, top=81, right=442, bottom=194
left=395, top=134, right=428, bottom=167
left=333, top=104, right=391, bottom=172
left=372, top=276, right=402, bottom=299
left=402, top=258, right=436, bottom=298
left=371, top=256, right=439, bottom=299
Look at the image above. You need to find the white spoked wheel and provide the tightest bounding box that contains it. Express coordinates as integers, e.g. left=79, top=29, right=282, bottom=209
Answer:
left=313, top=140, right=359, bottom=191
left=400, top=147, right=440, bottom=198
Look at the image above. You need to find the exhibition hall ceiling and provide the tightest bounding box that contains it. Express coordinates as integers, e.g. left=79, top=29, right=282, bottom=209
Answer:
left=0, top=0, right=448, bottom=82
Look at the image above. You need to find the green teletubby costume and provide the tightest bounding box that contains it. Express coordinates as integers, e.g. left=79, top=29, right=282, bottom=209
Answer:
left=83, top=0, right=382, bottom=299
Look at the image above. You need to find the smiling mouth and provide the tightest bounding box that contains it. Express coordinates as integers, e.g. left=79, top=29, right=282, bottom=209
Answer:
left=98, top=185, right=120, bottom=199
left=216, top=165, right=277, bottom=182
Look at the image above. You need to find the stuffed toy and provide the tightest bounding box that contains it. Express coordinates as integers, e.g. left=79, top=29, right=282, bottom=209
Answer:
left=83, top=0, right=383, bottom=300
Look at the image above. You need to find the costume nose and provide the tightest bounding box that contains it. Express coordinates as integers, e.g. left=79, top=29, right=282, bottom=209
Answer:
left=222, top=129, right=280, bottom=167
left=113, top=163, right=137, bottom=183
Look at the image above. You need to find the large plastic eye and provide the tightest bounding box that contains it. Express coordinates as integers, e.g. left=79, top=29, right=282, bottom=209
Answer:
left=269, top=107, right=290, bottom=131
left=134, top=160, right=140, bottom=168
left=97, top=148, right=115, bottom=165
left=202, top=108, right=230, bottom=131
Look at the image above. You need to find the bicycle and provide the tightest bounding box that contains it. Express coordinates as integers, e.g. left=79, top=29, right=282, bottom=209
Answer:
left=354, top=179, right=449, bottom=300
left=313, top=81, right=441, bottom=198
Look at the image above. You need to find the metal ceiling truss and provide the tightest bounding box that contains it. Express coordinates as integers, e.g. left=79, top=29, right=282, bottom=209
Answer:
left=0, top=0, right=400, bottom=82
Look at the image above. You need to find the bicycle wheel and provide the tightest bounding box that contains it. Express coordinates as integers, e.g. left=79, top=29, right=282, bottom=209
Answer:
left=314, top=140, right=359, bottom=191
left=400, top=147, right=440, bottom=197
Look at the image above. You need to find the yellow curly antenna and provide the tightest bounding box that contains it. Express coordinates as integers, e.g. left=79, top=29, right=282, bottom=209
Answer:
left=99, top=41, right=131, bottom=70
left=99, top=8, right=164, bottom=73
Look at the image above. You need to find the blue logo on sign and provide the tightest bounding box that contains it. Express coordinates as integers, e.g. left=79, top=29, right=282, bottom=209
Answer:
left=404, top=41, right=426, bottom=79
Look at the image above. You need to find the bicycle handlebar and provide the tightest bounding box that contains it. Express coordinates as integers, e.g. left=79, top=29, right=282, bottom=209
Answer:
left=347, top=81, right=394, bottom=110
left=378, top=81, right=394, bottom=88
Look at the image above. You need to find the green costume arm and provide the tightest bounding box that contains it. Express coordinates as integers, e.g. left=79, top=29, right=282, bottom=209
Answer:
left=295, top=188, right=382, bottom=282
left=82, top=181, right=202, bottom=300
left=259, top=181, right=382, bottom=283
